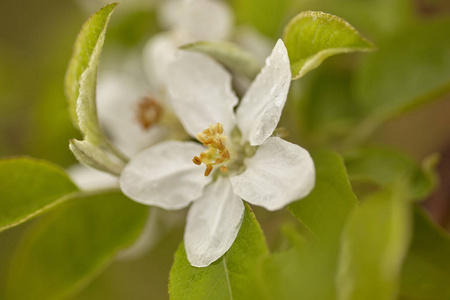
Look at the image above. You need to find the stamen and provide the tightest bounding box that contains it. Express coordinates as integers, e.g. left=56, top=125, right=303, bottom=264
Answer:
left=217, top=123, right=224, bottom=134
left=192, top=157, right=202, bottom=165
left=222, top=150, right=230, bottom=160
left=136, top=96, right=163, bottom=130
left=217, top=140, right=225, bottom=151
left=193, top=122, right=231, bottom=176
left=204, top=165, right=213, bottom=176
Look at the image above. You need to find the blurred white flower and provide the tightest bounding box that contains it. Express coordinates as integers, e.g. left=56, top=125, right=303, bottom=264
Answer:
left=70, top=0, right=234, bottom=261
left=67, top=164, right=119, bottom=191
left=96, top=71, right=174, bottom=158
left=143, top=0, right=233, bottom=94
left=120, top=40, right=316, bottom=267
left=94, top=0, right=233, bottom=158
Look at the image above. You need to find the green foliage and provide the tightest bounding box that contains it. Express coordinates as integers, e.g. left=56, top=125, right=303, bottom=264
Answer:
left=231, top=0, right=291, bottom=38
left=2, top=1, right=449, bottom=299
left=289, top=150, right=358, bottom=241
left=355, top=19, right=450, bottom=125
left=400, top=207, right=450, bottom=299
left=107, top=10, right=158, bottom=47
left=337, top=188, right=412, bottom=300
left=261, top=150, right=357, bottom=300
left=64, top=3, right=128, bottom=170
left=294, top=61, right=362, bottom=143
left=290, top=0, right=414, bottom=38
left=345, top=147, right=439, bottom=200
left=283, top=11, right=375, bottom=80
left=69, top=139, right=124, bottom=175
left=0, top=158, right=78, bottom=232
left=64, top=3, right=117, bottom=144
left=181, top=41, right=262, bottom=79
left=169, top=204, right=269, bottom=300
left=5, top=191, right=148, bottom=300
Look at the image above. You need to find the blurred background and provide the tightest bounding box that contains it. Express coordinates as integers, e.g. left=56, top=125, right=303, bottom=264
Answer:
left=1, top=0, right=450, bottom=298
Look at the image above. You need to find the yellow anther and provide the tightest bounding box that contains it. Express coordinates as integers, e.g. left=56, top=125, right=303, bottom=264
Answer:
left=220, top=166, right=227, bottom=173
left=205, top=165, right=213, bottom=176
left=222, top=150, right=230, bottom=160
left=217, top=140, right=225, bottom=151
left=192, top=156, right=202, bottom=165
left=193, top=123, right=231, bottom=176
left=217, top=123, right=224, bottom=134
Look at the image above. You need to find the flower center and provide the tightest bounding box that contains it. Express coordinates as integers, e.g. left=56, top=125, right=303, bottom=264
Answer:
left=192, top=123, right=231, bottom=176
left=136, top=96, right=163, bottom=130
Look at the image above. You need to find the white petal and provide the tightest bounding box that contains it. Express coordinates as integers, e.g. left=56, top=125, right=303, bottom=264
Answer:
left=230, top=137, right=315, bottom=211
left=67, top=164, right=118, bottom=191
left=142, top=33, right=179, bottom=94
left=166, top=51, right=238, bottom=138
left=236, top=39, right=292, bottom=146
left=157, top=0, right=183, bottom=30
left=120, top=141, right=211, bottom=210
left=96, top=73, right=167, bottom=157
left=184, top=177, right=244, bottom=267
left=177, top=0, right=233, bottom=42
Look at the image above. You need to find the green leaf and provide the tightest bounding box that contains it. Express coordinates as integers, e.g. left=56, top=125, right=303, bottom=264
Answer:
left=0, top=158, right=78, bottom=232
left=337, top=188, right=412, bottom=300
left=283, top=11, right=375, bottom=80
left=6, top=191, right=148, bottom=300
left=295, top=61, right=362, bottom=143
left=265, top=150, right=358, bottom=299
left=64, top=3, right=117, bottom=144
left=290, top=0, right=414, bottom=39
left=289, top=150, right=358, bottom=242
left=69, top=139, right=124, bottom=175
left=169, top=204, right=269, bottom=300
left=181, top=41, right=262, bottom=79
left=355, top=19, right=450, bottom=125
left=400, top=207, right=450, bottom=299
left=344, top=147, right=439, bottom=200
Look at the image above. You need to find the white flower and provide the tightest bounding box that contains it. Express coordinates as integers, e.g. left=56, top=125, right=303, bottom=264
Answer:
left=96, top=71, right=174, bottom=158
left=70, top=0, right=237, bottom=262
left=120, top=40, right=316, bottom=267
left=67, top=164, right=119, bottom=191
left=143, top=0, right=233, bottom=94
left=93, top=0, right=233, bottom=157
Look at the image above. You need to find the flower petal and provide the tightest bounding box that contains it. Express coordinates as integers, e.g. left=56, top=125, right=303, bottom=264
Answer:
left=97, top=73, right=167, bottom=157
left=67, top=164, right=118, bottom=190
left=157, top=0, right=182, bottom=30
left=177, top=0, right=233, bottom=42
left=230, top=137, right=315, bottom=211
left=142, top=33, right=179, bottom=94
left=236, top=39, right=292, bottom=146
left=184, top=176, right=244, bottom=267
left=166, top=51, right=238, bottom=138
left=120, top=141, right=211, bottom=210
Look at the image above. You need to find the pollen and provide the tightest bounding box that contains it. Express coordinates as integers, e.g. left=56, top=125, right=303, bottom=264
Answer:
left=136, top=96, right=163, bottom=130
left=194, top=123, right=230, bottom=176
